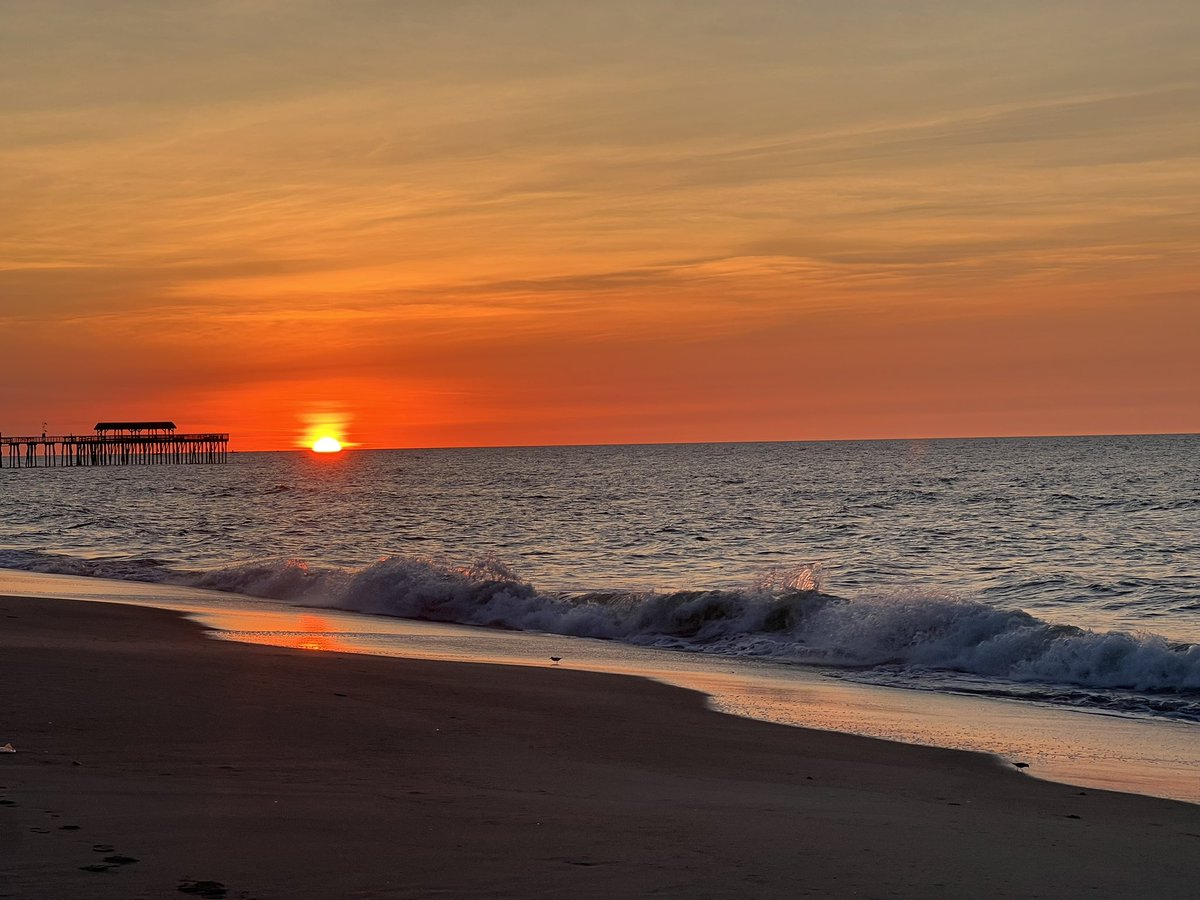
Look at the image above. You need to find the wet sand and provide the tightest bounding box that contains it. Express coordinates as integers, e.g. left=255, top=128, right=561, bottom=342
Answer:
left=2, top=594, right=1197, bottom=899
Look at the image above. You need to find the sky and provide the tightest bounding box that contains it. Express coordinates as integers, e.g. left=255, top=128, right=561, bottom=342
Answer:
left=1, top=1, right=1197, bottom=450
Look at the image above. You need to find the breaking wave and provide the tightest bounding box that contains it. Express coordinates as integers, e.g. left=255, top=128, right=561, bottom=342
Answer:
left=2, top=550, right=1197, bottom=719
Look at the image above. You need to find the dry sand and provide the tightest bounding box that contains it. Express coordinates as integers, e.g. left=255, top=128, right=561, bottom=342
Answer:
left=1, top=594, right=1197, bottom=899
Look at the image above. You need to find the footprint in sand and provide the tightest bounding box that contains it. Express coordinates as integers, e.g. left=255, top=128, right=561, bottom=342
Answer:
left=178, top=879, right=229, bottom=898
left=79, top=851, right=139, bottom=874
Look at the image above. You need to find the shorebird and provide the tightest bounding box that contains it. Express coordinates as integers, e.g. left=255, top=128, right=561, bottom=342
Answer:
left=549, top=656, right=562, bottom=665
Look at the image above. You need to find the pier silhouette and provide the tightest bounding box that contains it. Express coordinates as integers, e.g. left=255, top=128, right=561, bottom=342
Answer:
left=0, top=421, right=229, bottom=468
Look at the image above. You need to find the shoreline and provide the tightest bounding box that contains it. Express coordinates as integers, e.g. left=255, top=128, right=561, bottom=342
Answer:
left=198, top=603, right=1200, bottom=805
left=2, top=566, right=1200, bottom=806
left=2, top=566, right=1198, bottom=804
left=3, top=594, right=1198, bottom=898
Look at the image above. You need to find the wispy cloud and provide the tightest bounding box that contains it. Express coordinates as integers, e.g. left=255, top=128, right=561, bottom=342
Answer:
left=1, top=1, right=1197, bottom=443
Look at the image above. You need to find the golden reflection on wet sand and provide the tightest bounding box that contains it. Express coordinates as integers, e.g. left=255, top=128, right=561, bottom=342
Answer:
left=213, top=610, right=350, bottom=653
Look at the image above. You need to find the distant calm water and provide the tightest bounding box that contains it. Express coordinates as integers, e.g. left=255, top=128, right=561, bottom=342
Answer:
left=1, top=436, right=1197, bottom=721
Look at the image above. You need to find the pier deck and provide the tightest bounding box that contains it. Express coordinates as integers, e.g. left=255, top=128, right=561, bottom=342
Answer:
left=0, top=430, right=229, bottom=468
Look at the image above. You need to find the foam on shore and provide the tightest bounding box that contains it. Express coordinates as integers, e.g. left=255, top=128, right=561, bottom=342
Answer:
left=3, top=550, right=1196, bottom=722
left=2, top=566, right=1198, bottom=804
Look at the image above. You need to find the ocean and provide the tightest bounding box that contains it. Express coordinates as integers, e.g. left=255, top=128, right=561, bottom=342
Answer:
left=1, top=434, right=1196, bottom=724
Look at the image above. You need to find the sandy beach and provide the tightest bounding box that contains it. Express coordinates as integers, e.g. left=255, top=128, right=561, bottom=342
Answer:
left=2, top=595, right=1197, bottom=899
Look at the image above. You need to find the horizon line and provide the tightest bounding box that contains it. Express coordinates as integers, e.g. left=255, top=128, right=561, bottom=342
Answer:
left=239, top=430, right=1199, bottom=453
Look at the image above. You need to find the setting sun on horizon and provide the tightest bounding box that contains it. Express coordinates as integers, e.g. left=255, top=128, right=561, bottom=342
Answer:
left=311, top=436, right=343, bottom=454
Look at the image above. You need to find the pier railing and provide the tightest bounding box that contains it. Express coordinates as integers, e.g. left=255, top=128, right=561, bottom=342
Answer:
left=0, top=433, right=230, bottom=468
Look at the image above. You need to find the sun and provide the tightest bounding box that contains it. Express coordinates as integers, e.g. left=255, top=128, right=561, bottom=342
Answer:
left=311, top=436, right=343, bottom=453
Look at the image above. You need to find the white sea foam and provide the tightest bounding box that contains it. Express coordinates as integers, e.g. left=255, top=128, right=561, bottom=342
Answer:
left=181, top=557, right=1200, bottom=705
left=2, top=549, right=1196, bottom=715
left=0, top=549, right=1195, bottom=720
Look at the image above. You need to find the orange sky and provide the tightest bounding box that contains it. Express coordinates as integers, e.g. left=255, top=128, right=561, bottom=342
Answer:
left=2, top=2, right=1197, bottom=449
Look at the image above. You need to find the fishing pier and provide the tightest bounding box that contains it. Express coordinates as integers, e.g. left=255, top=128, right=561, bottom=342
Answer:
left=0, top=422, right=229, bottom=468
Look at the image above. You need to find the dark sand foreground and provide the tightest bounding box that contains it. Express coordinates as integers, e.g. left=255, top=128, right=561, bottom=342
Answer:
left=1, top=596, right=1197, bottom=899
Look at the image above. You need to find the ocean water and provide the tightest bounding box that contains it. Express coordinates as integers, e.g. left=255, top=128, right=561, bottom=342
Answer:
left=1, top=435, right=1197, bottom=725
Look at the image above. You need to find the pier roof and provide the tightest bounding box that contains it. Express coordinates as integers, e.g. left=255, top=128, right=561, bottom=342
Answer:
left=94, top=421, right=177, bottom=432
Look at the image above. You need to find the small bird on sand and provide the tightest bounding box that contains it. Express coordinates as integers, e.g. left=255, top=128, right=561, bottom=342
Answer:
left=549, top=657, right=562, bottom=665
